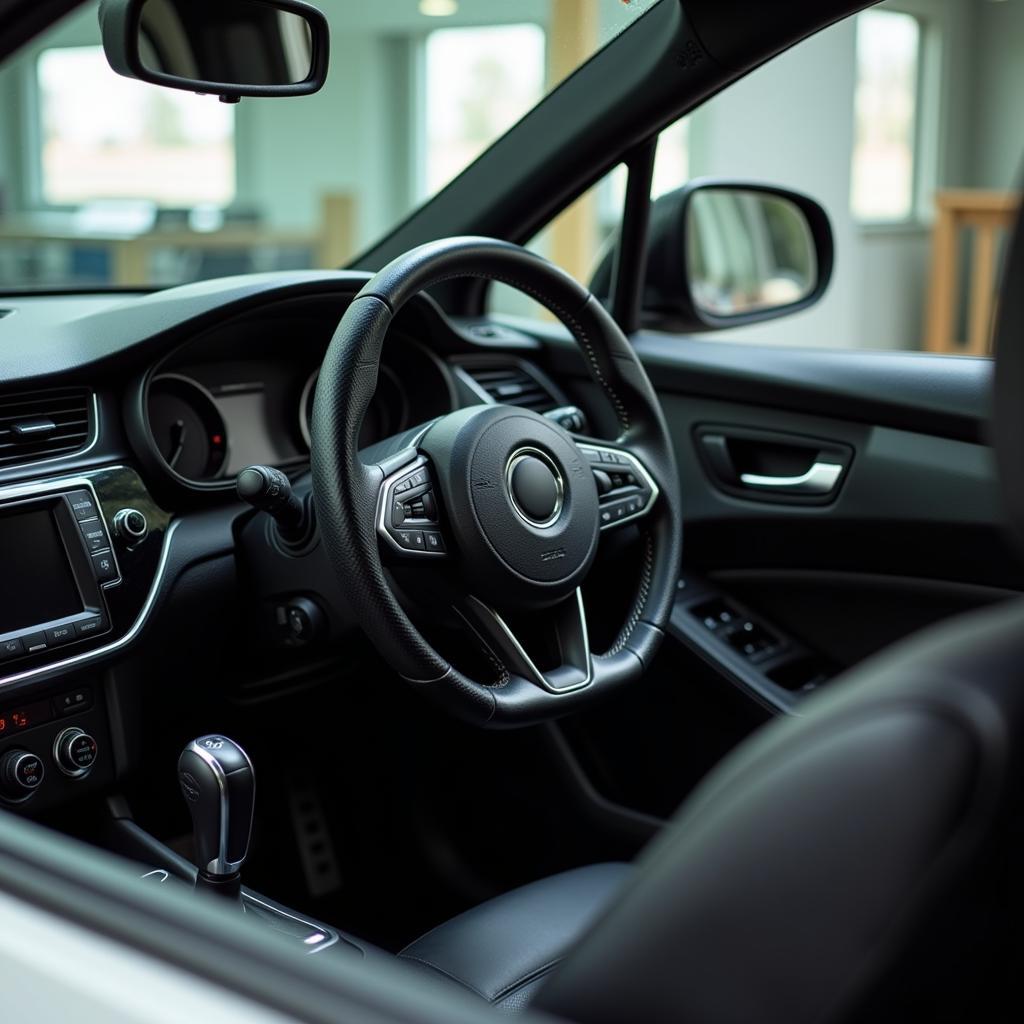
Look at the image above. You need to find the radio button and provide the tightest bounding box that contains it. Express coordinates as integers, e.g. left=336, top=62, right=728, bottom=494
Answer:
left=91, top=551, right=118, bottom=583
left=79, top=519, right=110, bottom=553
left=0, top=637, right=23, bottom=662
left=22, top=632, right=47, bottom=654
left=75, top=616, right=105, bottom=638
left=46, top=624, right=75, bottom=647
left=66, top=489, right=99, bottom=522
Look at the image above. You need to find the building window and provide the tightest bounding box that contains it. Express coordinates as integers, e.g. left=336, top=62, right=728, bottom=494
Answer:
left=421, top=24, right=546, bottom=198
left=38, top=45, right=235, bottom=207
left=850, top=9, right=921, bottom=222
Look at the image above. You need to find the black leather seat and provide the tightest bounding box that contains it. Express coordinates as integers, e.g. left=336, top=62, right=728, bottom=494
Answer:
left=399, top=201, right=1024, bottom=1022
left=399, top=863, right=630, bottom=1011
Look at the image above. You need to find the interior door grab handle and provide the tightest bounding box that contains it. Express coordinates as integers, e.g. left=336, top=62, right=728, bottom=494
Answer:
left=739, top=462, right=844, bottom=495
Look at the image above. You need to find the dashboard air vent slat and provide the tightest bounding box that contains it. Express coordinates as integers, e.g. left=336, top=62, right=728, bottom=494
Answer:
left=0, top=388, right=93, bottom=469
left=459, top=362, right=561, bottom=414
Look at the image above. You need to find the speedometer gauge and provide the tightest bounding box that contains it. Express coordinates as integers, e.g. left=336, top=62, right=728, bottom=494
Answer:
left=148, top=375, right=228, bottom=481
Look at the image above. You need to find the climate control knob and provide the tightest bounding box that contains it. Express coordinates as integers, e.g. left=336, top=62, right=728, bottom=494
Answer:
left=53, top=728, right=98, bottom=778
left=0, top=749, right=44, bottom=801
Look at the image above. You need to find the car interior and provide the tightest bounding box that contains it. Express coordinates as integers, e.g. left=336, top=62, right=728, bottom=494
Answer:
left=0, top=0, right=1022, bottom=1021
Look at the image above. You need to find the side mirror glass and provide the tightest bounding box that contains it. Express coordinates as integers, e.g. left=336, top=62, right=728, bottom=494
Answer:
left=99, top=0, right=330, bottom=101
left=686, top=188, right=818, bottom=318
left=592, top=180, right=833, bottom=332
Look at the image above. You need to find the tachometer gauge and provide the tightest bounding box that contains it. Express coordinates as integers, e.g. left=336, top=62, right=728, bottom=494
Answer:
left=148, top=375, right=228, bottom=481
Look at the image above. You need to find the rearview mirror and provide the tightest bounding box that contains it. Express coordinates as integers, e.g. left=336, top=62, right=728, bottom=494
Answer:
left=594, top=180, right=833, bottom=331
left=99, top=0, right=330, bottom=101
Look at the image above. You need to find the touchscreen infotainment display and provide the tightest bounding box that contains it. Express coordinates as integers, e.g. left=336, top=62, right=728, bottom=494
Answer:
left=0, top=508, right=83, bottom=633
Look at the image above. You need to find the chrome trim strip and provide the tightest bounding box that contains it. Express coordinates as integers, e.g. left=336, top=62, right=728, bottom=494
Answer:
left=504, top=446, right=565, bottom=529
left=241, top=893, right=341, bottom=956
left=0, top=392, right=100, bottom=479
left=739, top=461, right=844, bottom=495
left=577, top=443, right=660, bottom=531
left=463, top=588, right=592, bottom=695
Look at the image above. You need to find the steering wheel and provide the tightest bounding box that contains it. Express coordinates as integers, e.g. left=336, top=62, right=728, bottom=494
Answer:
left=311, top=238, right=682, bottom=726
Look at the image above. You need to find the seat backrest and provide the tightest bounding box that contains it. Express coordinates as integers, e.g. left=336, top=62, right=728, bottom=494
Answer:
left=535, top=179, right=1024, bottom=1024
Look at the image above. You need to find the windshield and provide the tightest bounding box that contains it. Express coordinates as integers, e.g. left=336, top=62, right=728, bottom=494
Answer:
left=0, top=0, right=658, bottom=292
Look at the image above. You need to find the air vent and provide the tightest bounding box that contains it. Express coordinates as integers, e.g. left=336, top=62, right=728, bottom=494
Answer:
left=458, top=361, right=562, bottom=414
left=0, top=388, right=93, bottom=469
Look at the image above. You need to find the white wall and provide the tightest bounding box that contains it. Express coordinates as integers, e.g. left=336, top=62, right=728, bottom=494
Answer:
left=685, top=0, right=981, bottom=350
left=970, top=0, right=1024, bottom=189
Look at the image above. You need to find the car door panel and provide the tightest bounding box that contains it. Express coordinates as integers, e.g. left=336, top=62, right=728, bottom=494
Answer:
left=518, top=323, right=1018, bottom=717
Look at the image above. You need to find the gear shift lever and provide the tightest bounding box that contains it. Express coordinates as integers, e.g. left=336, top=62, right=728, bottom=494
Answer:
left=177, top=735, right=255, bottom=899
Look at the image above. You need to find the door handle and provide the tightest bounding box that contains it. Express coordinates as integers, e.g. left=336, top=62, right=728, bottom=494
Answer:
left=738, top=462, right=844, bottom=495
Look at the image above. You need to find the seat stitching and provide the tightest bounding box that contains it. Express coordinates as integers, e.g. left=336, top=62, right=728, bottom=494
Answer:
left=492, top=955, right=564, bottom=1003
left=398, top=953, right=492, bottom=1002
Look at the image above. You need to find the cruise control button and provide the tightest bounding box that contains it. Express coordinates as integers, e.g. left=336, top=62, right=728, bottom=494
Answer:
left=75, top=616, right=105, bottom=638
left=79, top=519, right=110, bottom=553
left=0, top=637, right=23, bottom=662
left=67, top=489, right=98, bottom=522
left=22, top=631, right=47, bottom=654
left=46, top=624, right=76, bottom=647
left=91, top=551, right=118, bottom=583
left=395, top=529, right=425, bottom=551
left=423, top=531, right=445, bottom=553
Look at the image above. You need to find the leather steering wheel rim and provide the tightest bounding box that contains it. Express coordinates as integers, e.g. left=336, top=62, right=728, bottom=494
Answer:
left=311, top=237, right=682, bottom=727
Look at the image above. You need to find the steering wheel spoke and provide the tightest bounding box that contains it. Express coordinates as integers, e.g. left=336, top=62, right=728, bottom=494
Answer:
left=459, top=590, right=592, bottom=694
left=576, top=441, right=660, bottom=532
left=375, top=450, right=449, bottom=558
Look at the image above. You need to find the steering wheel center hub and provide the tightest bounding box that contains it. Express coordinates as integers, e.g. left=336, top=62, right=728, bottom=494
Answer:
left=421, top=405, right=600, bottom=607
left=507, top=449, right=564, bottom=527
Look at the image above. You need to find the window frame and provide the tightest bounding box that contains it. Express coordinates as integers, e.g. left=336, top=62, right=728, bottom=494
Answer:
left=850, top=6, right=929, bottom=232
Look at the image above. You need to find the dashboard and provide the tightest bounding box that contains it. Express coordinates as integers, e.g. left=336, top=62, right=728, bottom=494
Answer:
left=0, top=271, right=573, bottom=812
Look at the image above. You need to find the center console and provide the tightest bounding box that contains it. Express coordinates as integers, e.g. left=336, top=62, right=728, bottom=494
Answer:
left=0, top=466, right=170, bottom=811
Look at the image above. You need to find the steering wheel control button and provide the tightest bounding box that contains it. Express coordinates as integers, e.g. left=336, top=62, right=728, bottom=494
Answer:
left=54, top=728, right=98, bottom=778
left=66, top=489, right=99, bottom=522
left=396, top=529, right=425, bottom=551
left=580, top=444, right=658, bottom=533
left=0, top=750, right=44, bottom=801
left=113, top=508, right=148, bottom=543
left=379, top=459, right=448, bottom=558
left=91, top=551, right=119, bottom=584
left=507, top=450, right=564, bottom=528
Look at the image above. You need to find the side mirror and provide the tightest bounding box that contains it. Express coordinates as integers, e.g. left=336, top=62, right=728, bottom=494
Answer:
left=595, top=180, right=833, bottom=331
left=99, top=0, right=330, bottom=102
